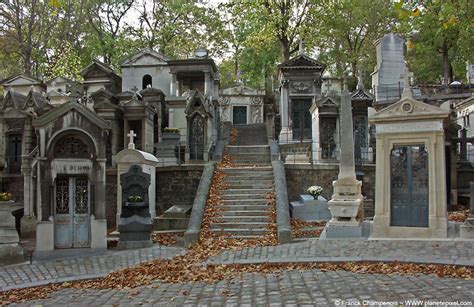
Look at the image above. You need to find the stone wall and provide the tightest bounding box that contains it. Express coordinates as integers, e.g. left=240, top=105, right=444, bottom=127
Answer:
left=156, top=165, right=204, bottom=214
left=285, top=163, right=375, bottom=217
left=104, top=165, right=204, bottom=228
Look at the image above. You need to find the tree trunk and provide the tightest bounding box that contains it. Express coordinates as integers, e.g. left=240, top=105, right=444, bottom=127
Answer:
left=442, top=40, right=452, bottom=85
left=280, top=37, right=290, bottom=62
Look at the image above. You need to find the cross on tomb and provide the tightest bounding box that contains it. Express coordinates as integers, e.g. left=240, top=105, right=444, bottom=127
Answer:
left=356, top=69, right=365, bottom=90
left=127, top=130, right=137, bottom=149
left=400, top=67, right=414, bottom=99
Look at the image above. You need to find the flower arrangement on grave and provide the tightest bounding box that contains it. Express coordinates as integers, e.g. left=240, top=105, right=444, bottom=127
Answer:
left=127, top=195, right=144, bottom=203
left=307, top=186, right=323, bottom=200
left=0, top=192, right=13, bottom=202
left=163, top=127, right=180, bottom=134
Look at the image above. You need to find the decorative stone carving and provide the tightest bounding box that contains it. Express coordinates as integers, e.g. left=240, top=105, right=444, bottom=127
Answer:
left=291, top=81, right=311, bottom=93
left=251, top=97, right=263, bottom=105
left=54, top=136, right=90, bottom=158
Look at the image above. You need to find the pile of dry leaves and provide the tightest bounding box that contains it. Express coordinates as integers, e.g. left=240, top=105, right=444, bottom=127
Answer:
left=152, top=232, right=184, bottom=246
left=448, top=206, right=470, bottom=222
left=291, top=218, right=326, bottom=238
left=229, top=127, right=238, bottom=145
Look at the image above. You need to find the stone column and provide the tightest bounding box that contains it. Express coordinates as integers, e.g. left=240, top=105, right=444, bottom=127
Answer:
left=204, top=72, right=211, bottom=96
left=21, top=155, right=36, bottom=237
left=278, top=79, right=292, bottom=143
left=170, top=73, right=177, bottom=96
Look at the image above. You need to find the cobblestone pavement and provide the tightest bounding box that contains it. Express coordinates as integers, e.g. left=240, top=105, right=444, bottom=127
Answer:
left=24, top=269, right=474, bottom=306
left=0, top=246, right=184, bottom=291
left=209, top=240, right=474, bottom=266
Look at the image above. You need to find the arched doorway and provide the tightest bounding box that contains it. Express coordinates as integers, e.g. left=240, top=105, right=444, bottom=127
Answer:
left=189, top=114, right=205, bottom=160
left=50, top=133, right=94, bottom=248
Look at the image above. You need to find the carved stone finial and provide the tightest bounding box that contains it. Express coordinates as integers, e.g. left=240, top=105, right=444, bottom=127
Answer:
left=342, top=74, right=349, bottom=93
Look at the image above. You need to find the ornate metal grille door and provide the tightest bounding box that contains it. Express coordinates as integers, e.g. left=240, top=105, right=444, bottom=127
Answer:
left=390, top=145, right=429, bottom=227
left=292, top=100, right=312, bottom=140
left=232, top=106, right=247, bottom=125
left=320, top=117, right=337, bottom=159
left=54, top=176, right=90, bottom=248
left=190, top=114, right=205, bottom=160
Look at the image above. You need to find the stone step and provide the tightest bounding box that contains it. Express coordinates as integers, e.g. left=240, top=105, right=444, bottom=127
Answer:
left=225, top=178, right=274, bottom=184
left=226, top=183, right=274, bottom=189
left=217, top=210, right=271, bottom=216
left=232, top=160, right=272, bottom=165
left=211, top=222, right=270, bottom=230
left=225, top=174, right=274, bottom=180
left=226, top=145, right=270, bottom=154
left=223, top=167, right=273, bottom=172
left=217, top=204, right=271, bottom=211
left=222, top=188, right=273, bottom=195
left=210, top=228, right=272, bottom=236
left=222, top=199, right=270, bottom=206
left=214, top=216, right=271, bottom=223
left=221, top=194, right=269, bottom=200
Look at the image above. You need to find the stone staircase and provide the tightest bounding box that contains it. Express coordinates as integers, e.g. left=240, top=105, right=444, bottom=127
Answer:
left=209, top=124, right=276, bottom=239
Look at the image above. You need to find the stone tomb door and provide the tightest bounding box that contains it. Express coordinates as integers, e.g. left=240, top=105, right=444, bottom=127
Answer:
left=292, top=99, right=312, bottom=140
left=390, top=145, right=429, bottom=227
left=189, top=113, right=205, bottom=160
left=232, top=106, right=247, bottom=125
left=54, top=176, right=90, bottom=248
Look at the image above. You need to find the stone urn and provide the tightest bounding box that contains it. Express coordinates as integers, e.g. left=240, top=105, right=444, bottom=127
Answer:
left=327, top=177, right=363, bottom=225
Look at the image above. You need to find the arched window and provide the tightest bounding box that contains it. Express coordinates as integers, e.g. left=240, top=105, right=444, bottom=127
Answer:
left=142, top=74, right=152, bottom=89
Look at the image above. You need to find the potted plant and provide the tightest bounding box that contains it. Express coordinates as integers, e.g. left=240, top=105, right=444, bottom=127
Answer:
left=126, top=195, right=145, bottom=207
left=162, top=127, right=181, bottom=144
left=307, top=186, right=323, bottom=200
left=0, top=192, right=13, bottom=203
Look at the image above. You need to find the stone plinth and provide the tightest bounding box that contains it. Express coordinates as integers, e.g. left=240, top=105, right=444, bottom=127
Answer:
left=0, top=201, right=24, bottom=264
left=290, top=195, right=330, bottom=221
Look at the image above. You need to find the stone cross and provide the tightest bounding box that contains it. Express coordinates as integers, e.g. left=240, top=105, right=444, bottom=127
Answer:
left=356, top=69, right=364, bottom=90
left=131, top=86, right=140, bottom=99
left=400, top=67, right=414, bottom=99
left=338, top=75, right=356, bottom=179
left=127, top=130, right=137, bottom=149
left=299, top=39, right=305, bottom=56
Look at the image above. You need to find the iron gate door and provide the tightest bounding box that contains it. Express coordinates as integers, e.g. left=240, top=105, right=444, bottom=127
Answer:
left=292, top=100, right=312, bottom=140
left=390, top=145, right=429, bottom=227
left=232, top=106, right=247, bottom=124
left=190, top=114, right=204, bottom=160
left=54, top=176, right=90, bottom=248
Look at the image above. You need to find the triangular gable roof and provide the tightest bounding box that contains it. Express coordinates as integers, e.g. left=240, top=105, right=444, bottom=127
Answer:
left=184, top=90, right=212, bottom=117
left=121, top=48, right=170, bottom=67
left=454, top=96, right=474, bottom=109
left=279, top=54, right=326, bottom=71
left=120, top=94, right=148, bottom=107
left=310, top=96, right=340, bottom=113
left=23, top=91, right=50, bottom=110
left=81, top=59, right=118, bottom=78
left=1, top=90, right=27, bottom=110
left=351, top=88, right=374, bottom=101
left=2, top=73, right=42, bottom=85
left=45, top=76, right=75, bottom=85
left=370, top=96, right=449, bottom=123
left=33, top=100, right=111, bottom=130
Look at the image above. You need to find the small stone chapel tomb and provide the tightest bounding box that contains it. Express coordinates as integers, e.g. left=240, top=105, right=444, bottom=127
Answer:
left=370, top=74, right=450, bottom=238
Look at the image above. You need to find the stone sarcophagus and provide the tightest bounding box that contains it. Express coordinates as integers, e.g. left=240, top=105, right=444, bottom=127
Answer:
left=118, top=165, right=153, bottom=248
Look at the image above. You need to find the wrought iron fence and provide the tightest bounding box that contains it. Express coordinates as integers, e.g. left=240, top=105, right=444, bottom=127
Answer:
left=280, top=141, right=375, bottom=165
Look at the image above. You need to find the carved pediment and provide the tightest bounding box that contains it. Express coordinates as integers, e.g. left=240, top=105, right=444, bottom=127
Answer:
left=279, top=54, right=326, bottom=71
left=370, top=97, right=449, bottom=122
left=185, top=90, right=211, bottom=117
left=318, top=96, right=340, bottom=108
left=351, top=88, right=374, bottom=102
left=81, top=60, right=117, bottom=79
left=2, top=74, right=42, bottom=86
left=121, top=48, right=170, bottom=67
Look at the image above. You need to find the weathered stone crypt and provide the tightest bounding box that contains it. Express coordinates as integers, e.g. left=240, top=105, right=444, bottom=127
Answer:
left=33, top=101, right=110, bottom=254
